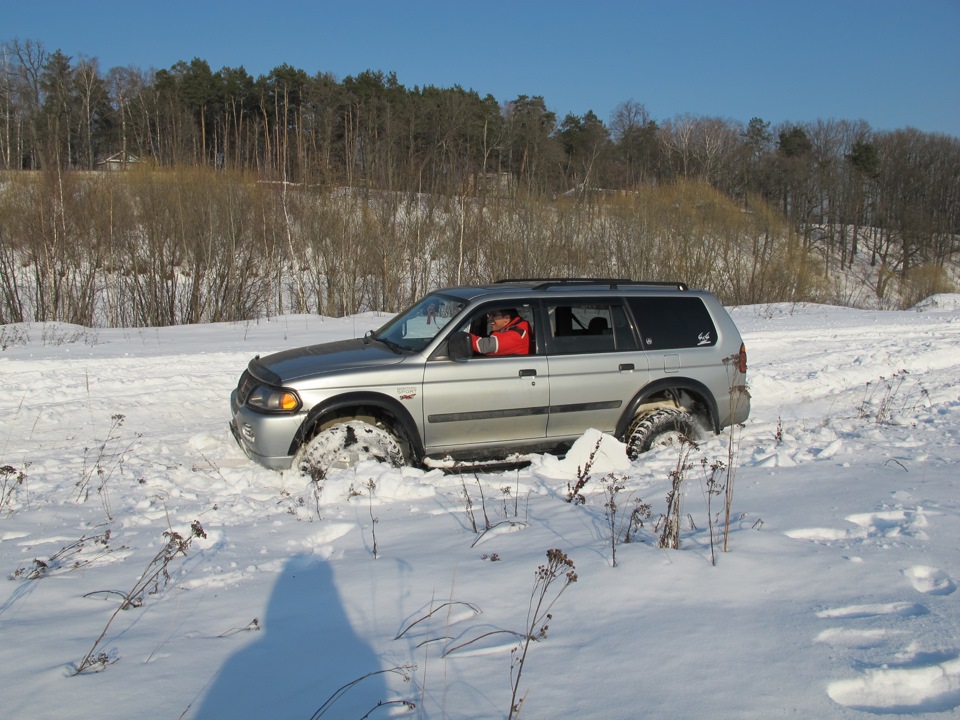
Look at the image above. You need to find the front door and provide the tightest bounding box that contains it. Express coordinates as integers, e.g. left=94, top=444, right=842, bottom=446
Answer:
left=421, top=354, right=549, bottom=452
left=420, top=303, right=548, bottom=454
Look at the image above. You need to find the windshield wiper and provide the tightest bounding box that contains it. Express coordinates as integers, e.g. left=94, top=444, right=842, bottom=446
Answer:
left=372, top=335, right=405, bottom=354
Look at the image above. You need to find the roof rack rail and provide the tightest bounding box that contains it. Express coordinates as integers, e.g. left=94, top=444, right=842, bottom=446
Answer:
left=495, top=278, right=688, bottom=291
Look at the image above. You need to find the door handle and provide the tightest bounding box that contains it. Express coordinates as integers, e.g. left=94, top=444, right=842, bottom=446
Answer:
left=519, top=369, right=537, bottom=378
left=619, top=363, right=635, bottom=372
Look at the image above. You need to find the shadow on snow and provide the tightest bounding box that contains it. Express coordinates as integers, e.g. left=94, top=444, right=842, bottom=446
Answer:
left=192, top=554, right=390, bottom=719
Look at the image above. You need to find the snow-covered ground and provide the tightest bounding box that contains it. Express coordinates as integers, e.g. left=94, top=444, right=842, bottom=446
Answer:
left=1, top=298, right=959, bottom=719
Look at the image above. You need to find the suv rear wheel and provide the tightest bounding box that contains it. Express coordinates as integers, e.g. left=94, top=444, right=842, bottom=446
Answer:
left=296, top=420, right=405, bottom=479
left=626, top=408, right=698, bottom=458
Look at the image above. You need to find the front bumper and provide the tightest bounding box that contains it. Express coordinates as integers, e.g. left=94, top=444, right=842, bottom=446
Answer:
left=229, top=391, right=299, bottom=470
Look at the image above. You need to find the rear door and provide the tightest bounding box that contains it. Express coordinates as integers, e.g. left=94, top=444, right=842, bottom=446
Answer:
left=542, top=299, right=649, bottom=438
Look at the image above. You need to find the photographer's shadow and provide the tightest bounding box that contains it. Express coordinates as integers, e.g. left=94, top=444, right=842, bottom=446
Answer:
left=193, top=554, right=387, bottom=719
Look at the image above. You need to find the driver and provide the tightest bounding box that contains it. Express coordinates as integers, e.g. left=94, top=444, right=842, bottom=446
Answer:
left=471, top=309, right=531, bottom=356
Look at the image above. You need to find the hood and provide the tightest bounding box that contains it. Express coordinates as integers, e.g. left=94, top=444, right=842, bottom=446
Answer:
left=250, top=338, right=406, bottom=384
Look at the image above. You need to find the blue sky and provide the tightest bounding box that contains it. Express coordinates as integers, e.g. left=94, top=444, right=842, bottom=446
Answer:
left=6, top=0, right=959, bottom=137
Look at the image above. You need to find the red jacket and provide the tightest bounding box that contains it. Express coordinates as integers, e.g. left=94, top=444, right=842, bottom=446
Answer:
left=471, top=317, right=532, bottom=356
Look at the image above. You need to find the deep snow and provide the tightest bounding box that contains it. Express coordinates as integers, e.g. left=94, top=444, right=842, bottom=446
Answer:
left=1, top=298, right=959, bottom=719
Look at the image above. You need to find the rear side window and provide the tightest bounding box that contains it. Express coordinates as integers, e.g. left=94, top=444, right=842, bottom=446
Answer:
left=545, top=302, right=638, bottom=354
left=628, top=297, right=718, bottom=349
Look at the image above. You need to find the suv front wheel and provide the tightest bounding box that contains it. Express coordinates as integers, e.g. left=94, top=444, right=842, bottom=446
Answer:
left=296, top=420, right=405, bottom=479
left=626, top=408, right=699, bottom=458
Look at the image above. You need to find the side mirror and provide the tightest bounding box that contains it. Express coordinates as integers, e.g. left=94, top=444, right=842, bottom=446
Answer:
left=447, top=331, right=472, bottom=361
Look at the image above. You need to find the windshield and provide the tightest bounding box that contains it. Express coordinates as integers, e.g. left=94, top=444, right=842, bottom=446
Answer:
left=374, top=293, right=466, bottom=352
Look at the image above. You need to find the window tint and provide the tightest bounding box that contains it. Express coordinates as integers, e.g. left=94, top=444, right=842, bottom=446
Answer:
left=627, top=296, right=718, bottom=349
left=545, top=303, right=638, bottom=354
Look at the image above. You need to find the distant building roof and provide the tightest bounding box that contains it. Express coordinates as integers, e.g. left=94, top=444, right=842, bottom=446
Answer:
left=97, top=152, right=140, bottom=169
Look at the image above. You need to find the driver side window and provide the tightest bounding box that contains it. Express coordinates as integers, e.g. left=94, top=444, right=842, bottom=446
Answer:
left=464, top=304, right=536, bottom=357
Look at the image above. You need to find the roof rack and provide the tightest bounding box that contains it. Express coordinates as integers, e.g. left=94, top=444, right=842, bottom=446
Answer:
left=495, top=278, right=688, bottom=291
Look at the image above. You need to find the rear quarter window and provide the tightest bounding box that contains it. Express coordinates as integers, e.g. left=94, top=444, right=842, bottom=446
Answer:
left=628, top=296, right=718, bottom=350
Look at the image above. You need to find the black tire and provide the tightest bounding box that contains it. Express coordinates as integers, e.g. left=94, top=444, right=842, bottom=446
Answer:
left=296, top=420, right=405, bottom=479
left=626, top=408, right=698, bottom=458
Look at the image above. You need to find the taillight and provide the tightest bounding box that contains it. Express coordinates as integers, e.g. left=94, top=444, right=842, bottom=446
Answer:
left=738, top=342, right=748, bottom=373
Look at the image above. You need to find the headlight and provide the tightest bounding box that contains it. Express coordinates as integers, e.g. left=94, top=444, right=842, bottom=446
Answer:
left=246, top=384, right=302, bottom=413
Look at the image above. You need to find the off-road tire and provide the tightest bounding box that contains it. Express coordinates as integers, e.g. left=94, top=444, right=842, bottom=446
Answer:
left=296, top=420, right=405, bottom=480
left=626, top=408, right=698, bottom=458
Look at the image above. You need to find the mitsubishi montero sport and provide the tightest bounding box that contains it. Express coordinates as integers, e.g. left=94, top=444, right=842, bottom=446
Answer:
left=229, top=279, right=750, bottom=476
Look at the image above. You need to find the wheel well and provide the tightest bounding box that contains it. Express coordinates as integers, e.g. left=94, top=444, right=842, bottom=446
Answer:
left=616, top=380, right=719, bottom=438
left=289, top=395, right=423, bottom=463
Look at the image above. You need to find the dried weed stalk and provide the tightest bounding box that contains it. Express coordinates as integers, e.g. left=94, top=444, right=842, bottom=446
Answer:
left=73, top=520, right=206, bottom=674
left=508, top=549, right=577, bottom=720
left=0, top=463, right=28, bottom=514
left=308, top=664, right=416, bottom=719
left=76, top=413, right=141, bottom=521
left=600, top=474, right=651, bottom=567
left=699, top=458, right=726, bottom=565
left=657, top=441, right=695, bottom=549
left=13, top=529, right=117, bottom=579
left=565, top=437, right=602, bottom=504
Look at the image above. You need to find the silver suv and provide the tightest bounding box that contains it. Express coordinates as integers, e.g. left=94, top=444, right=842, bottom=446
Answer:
left=229, top=279, right=750, bottom=475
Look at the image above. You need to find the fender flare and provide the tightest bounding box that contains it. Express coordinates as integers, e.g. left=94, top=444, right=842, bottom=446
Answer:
left=615, top=377, right=720, bottom=438
left=289, top=391, right=424, bottom=462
